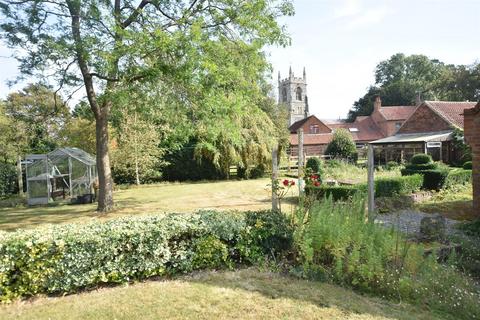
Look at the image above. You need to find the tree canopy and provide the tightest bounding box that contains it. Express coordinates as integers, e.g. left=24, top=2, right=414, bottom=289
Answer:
left=1, top=0, right=294, bottom=211
left=348, top=53, right=480, bottom=121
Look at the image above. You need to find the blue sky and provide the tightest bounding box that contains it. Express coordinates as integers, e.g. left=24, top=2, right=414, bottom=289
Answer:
left=1, top=0, right=480, bottom=119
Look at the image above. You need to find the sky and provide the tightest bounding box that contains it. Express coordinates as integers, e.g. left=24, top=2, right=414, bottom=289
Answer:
left=1, top=0, right=480, bottom=119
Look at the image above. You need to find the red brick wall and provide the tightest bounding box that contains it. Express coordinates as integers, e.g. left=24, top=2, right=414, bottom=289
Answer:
left=464, top=103, right=480, bottom=213
left=299, top=117, right=332, bottom=134
left=398, top=104, right=452, bottom=134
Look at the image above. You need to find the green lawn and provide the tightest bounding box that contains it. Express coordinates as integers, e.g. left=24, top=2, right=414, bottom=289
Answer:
left=0, top=268, right=449, bottom=320
left=0, top=179, right=298, bottom=231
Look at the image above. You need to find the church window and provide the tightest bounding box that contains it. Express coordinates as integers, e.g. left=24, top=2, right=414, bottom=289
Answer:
left=296, top=87, right=302, bottom=101
left=282, top=88, right=287, bottom=102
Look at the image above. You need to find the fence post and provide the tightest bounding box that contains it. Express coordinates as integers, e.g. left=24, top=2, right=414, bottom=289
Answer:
left=272, top=145, right=279, bottom=211
left=367, top=144, right=375, bottom=219
left=298, top=128, right=304, bottom=195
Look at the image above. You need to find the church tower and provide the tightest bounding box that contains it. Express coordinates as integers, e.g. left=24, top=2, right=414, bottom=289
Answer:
left=278, top=67, right=309, bottom=126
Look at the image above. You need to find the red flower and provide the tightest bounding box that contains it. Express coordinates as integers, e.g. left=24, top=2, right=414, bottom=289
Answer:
left=282, top=179, right=289, bottom=186
left=313, top=175, right=319, bottom=180
left=314, top=181, right=320, bottom=187
left=290, top=180, right=295, bottom=186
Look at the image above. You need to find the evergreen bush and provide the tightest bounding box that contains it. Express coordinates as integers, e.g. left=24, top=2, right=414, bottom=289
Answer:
left=306, top=157, right=322, bottom=174
left=0, top=210, right=292, bottom=301
left=444, top=169, right=472, bottom=188
left=325, top=129, right=357, bottom=162
left=410, top=153, right=432, bottom=165
left=463, top=161, right=472, bottom=170
left=0, top=163, right=17, bottom=198
left=374, top=175, right=423, bottom=197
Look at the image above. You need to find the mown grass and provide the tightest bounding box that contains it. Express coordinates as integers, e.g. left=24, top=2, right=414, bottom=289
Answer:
left=0, top=179, right=298, bottom=231
left=0, top=268, right=451, bottom=320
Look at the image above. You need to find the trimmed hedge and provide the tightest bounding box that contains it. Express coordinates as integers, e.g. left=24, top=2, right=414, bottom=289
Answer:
left=404, top=163, right=437, bottom=171
left=305, top=184, right=367, bottom=201
left=0, top=210, right=292, bottom=301
left=463, top=161, right=472, bottom=170
left=402, top=168, right=449, bottom=190
left=411, top=153, right=432, bottom=165
left=306, top=175, right=423, bottom=200
left=375, top=174, right=423, bottom=197
left=445, top=169, right=472, bottom=188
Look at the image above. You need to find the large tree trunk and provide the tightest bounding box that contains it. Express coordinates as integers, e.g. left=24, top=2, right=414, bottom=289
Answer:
left=95, top=111, right=114, bottom=212
left=16, top=154, right=24, bottom=197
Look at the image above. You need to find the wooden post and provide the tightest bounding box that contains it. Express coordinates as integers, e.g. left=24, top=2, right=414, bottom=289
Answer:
left=298, top=128, right=304, bottom=195
left=68, top=157, right=73, bottom=198
left=367, top=144, right=375, bottom=219
left=271, top=145, right=279, bottom=211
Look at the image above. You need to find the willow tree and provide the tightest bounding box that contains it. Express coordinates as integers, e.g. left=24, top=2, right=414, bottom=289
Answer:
left=0, top=0, right=293, bottom=211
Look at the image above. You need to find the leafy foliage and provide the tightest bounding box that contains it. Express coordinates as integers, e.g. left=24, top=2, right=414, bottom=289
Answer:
left=293, top=196, right=480, bottom=319
left=0, top=210, right=292, bottom=301
left=401, top=154, right=449, bottom=190
left=348, top=53, right=480, bottom=121
left=306, top=157, right=323, bottom=174
left=325, top=129, right=357, bottom=162
left=374, top=175, right=423, bottom=197
left=463, top=161, right=472, bottom=170
left=410, top=153, right=432, bottom=165
left=444, top=169, right=472, bottom=189
left=0, top=163, right=17, bottom=197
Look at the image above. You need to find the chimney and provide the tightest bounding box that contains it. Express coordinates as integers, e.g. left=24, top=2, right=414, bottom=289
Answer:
left=415, top=91, right=422, bottom=106
left=374, top=95, right=382, bottom=112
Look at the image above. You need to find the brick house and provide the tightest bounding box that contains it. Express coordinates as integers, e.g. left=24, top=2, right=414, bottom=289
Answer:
left=464, top=102, right=480, bottom=213
left=288, top=96, right=415, bottom=158
left=371, top=101, right=478, bottom=163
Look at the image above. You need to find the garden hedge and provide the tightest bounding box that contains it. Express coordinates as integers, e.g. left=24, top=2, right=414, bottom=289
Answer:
left=463, top=161, right=472, bottom=170
left=0, top=210, right=292, bottom=301
left=305, top=184, right=367, bottom=201
left=410, top=153, right=432, bottom=165
left=402, top=168, right=449, bottom=190
left=445, top=169, right=472, bottom=188
left=306, top=175, right=423, bottom=200
left=374, top=174, right=423, bottom=197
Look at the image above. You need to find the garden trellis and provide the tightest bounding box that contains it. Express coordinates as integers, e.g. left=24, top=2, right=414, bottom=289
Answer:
left=25, top=148, right=97, bottom=205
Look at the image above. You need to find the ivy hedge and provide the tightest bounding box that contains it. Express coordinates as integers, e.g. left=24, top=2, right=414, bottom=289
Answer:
left=0, top=210, right=292, bottom=301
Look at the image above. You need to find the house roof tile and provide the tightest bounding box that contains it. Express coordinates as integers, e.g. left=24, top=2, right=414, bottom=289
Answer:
left=425, top=101, right=478, bottom=128
left=379, top=106, right=416, bottom=121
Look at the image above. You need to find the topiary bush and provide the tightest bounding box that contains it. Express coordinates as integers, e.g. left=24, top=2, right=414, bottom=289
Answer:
left=410, top=153, right=432, bottom=165
left=325, top=128, right=357, bottom=163
left=0, top=210, right=292, bottom=301
left=463, top=161, right=472, bottom=170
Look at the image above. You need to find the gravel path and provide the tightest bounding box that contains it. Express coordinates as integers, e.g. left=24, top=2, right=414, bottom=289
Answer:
left=375, top=210, right=459, bottom=237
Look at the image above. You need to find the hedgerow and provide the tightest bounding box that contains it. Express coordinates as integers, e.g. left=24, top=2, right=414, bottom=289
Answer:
left=0, top=210, right=292, bottom=301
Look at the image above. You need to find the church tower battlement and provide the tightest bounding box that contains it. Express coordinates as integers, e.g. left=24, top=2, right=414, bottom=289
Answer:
left=278, top=67, right=309, bottom=126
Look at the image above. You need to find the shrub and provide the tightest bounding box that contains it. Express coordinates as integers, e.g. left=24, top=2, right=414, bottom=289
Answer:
left=325, top=129, right=357, bottom=162
left=402, top=168, right=449, bottom=190
left=305, top=184, right=366, bottom=201
left=385, top=161, right=399, bottom=170
left=463, top=161, right=472, bottom=170
left=404, top=163, right=437, bottom=171
left=0, top=163, right=17, bottom=198
left=306, top=157, right=322, bottom=174
left=374, top=175, right=423, bottom=197
left=293, top=196, right=480, bottom=319
left=238, top=163, right=266, bottom=179
left=410, top=153, right=432, bottom=165
left=445, top=169, right=472, bottom=189
left=0, top=210, right=292, bottom=301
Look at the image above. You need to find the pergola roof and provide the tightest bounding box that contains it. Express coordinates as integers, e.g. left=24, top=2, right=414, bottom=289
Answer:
left=370, top=131, right=453, bottom=144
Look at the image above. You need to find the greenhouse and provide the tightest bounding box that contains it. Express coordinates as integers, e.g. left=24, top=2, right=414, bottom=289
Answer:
left=25, top=148, right=97, bottom=205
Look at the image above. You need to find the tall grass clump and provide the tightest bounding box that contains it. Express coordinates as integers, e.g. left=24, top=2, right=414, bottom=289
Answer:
left=293, top=196, right=480, bottom=319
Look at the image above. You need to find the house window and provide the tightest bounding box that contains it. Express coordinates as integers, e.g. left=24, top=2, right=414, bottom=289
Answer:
left=296, top=87, right=302, bottom=101
left=310, top=124, right=319, bottom=134
left=395, top=122, right=402, bottom=131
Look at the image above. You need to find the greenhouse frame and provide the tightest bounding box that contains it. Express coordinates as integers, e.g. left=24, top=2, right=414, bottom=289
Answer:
left=25, top=148, right=97, bottom=205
